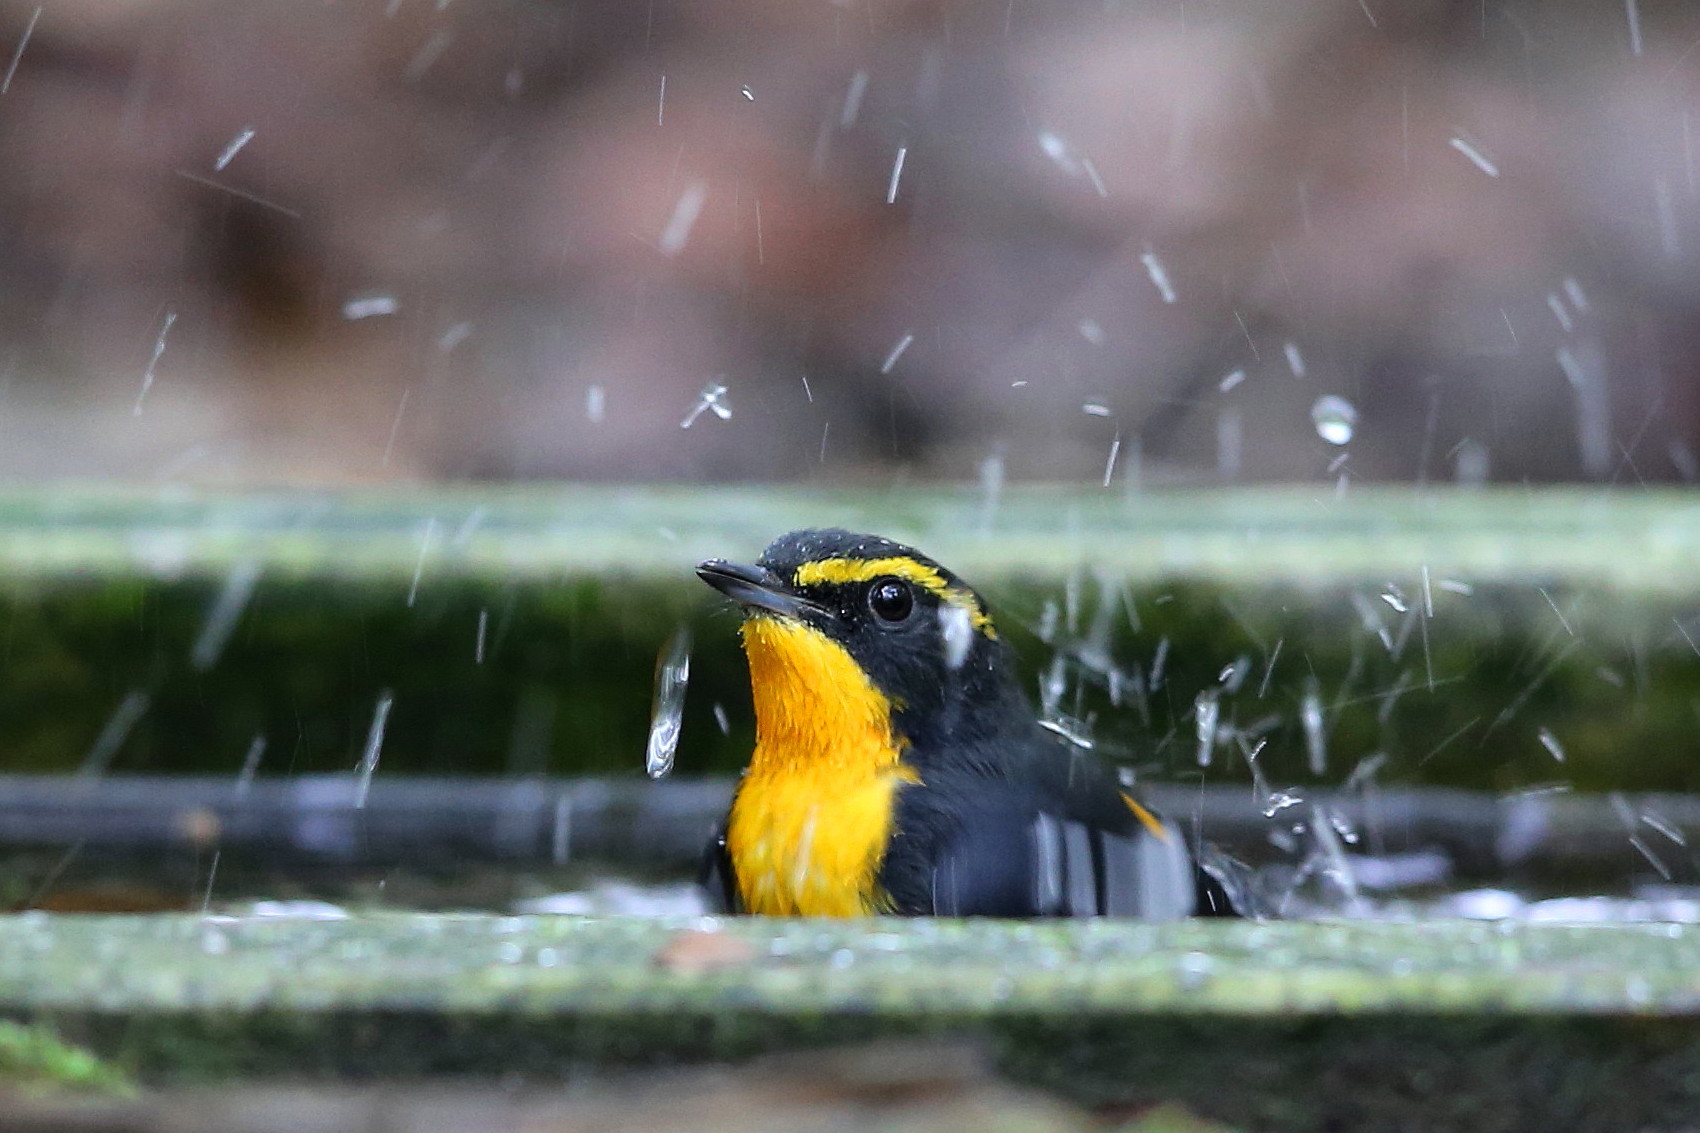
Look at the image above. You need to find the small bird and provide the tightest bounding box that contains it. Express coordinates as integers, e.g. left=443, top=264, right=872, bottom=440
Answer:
left=697, top=528, right=1241, bottom=918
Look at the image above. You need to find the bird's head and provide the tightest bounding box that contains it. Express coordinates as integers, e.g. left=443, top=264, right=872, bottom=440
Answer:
left=698, top=528, right=1015, bottom=751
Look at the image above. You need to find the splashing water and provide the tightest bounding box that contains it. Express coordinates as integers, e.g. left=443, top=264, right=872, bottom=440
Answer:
left=977, top=451, right=1004, bottom=533
left=880, top=333, right=914, bottom=374
left=80, top=691, right=151, bottom=778
left=214, top=126, right=257, bottom=171
left=133, top=311, right=177, bottom=416
left=645, top=626, right=692, bottom=779
left=1454, top=439, right=1491, bottom=485
left=235, top=734, right=267, bottom=799
left=1140, top=250, right=1177, bottom=304
left=190, top=559, right=262, bottom=672
left=940, top=604, right=973, bottom=671
left=342, top=294, right=398, bottom=320
left=1194, top=690, right=1220, bottom=767
left=659, top=182, right=708, bottom=255
left=680, top=383, right=732, bottom=428
left=1301, top=680, right=1327, bottom=776
left=1310, top=395, right=1358, bottom=446
left=1448, top=136, right=1500, bottom=177
left=354, top=691, right=393, bottom=808
left=1284, top=342, right=1306, bottom=378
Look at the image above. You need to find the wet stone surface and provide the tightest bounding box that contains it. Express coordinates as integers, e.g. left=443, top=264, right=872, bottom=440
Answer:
left=3, top=914, right=1698, bottom=1021
left=5, top=915, right=1700, bottom=1130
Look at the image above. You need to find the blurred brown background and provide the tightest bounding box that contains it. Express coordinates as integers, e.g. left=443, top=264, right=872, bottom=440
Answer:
left=3, top=0, right=1699, bottom=485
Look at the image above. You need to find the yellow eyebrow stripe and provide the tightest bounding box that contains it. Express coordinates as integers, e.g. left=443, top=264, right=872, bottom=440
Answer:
left=793, top=556, right=996, bottom=637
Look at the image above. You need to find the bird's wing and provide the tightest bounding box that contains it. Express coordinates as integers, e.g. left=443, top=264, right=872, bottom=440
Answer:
left=919, top=786, right=1201, bottom=918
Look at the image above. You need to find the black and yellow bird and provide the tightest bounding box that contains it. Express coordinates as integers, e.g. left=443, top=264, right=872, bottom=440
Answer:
left=697, top=528, right=1241, bottom=918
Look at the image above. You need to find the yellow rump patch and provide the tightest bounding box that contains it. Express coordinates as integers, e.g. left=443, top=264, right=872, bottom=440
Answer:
left=792, top=556, right=996, bottom=637
left=1122, top=794, right=1172, bottom=844
left=728, top=614, right=920, bottom=916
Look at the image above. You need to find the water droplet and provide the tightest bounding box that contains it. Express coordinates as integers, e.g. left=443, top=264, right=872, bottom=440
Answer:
left=1454, top=439, right=1490, bottom=485
left=940, top=604, right=974, bottom=671
left=1284, top=341, right=1307, bottom=378
left=659, top=181, right=708, bottom=255
left=1140, top=249, right=1177, bottom=304
left=880, top=332, right=914, bottom=374
left=1448, top=136, right=1500, bottom=177
left=438, top=321, right=472, bottom=352
left=1194, top=690, right=1219, bottom=767
left=214, top=125, right=257, bottom=171
left=342, top=294, right=399, bottom=320
left=680, top=383, right=731, bottom=428
left=1177, top=951, right=1213, bottom=990
left=354, top=691, right=393, bottom=807
left=1301, top=681, right=1326, bottom=776
left=645, top=626, right=692, bottom=779
left=1310, top=395, right=1358, bottom=446
left=1038, top=130, right=1079, bottom=175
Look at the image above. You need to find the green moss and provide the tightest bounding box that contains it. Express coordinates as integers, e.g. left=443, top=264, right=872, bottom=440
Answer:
left=0, top=484, right=1694, bottom=791
left=0, top=1019, right=134, bottom=1096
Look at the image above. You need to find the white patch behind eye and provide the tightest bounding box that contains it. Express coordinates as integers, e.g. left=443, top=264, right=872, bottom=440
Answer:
left=940, top=604, right=974, bottom=671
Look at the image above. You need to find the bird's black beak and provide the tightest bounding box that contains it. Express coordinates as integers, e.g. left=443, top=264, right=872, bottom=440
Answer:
left=697, top=559, right=816, bottom=619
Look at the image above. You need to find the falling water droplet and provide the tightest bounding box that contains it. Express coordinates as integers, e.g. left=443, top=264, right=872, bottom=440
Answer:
left=214, top=125, right=257, bottom=171
left=645, top=626, right=692, bottom=779
left=1140, top=249, right=1177, bottom=304
left=1301, top=681, right=1327, bottom=776
left=354, top=691, right=393, bottom=808
left=1283, top=341, right=1307, bottom=378
left=940, top=604, right=974, bottom=671
left=1194, top=690, right=1219, bottom=767
left=680, top=383, right=731, bottom=428
left=190, top=559, right=262, bottom=672
left=1455, top=439, right=1491, bottom=485
left=342, top=294, right=399, bottom=320
left=659, top=181, right=708, bottom=255
left=1310, top=396, right=1358, bottom=446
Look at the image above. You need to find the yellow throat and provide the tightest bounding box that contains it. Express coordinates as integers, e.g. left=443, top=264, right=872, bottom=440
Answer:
left=726, top=614, right=918, bottom=916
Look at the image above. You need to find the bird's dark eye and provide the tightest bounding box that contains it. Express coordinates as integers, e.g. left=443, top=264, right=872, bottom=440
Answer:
left=867, top=577, right=914, bottom=623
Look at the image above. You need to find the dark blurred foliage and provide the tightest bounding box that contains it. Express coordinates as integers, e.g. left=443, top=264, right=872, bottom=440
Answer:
left=2, top=0, right=1700, bottom=484
left=2, top=570, right=1696, bottom=795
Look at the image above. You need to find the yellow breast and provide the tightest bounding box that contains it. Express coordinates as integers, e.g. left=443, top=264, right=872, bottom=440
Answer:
left=726, top=614, right=918, bottom=916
